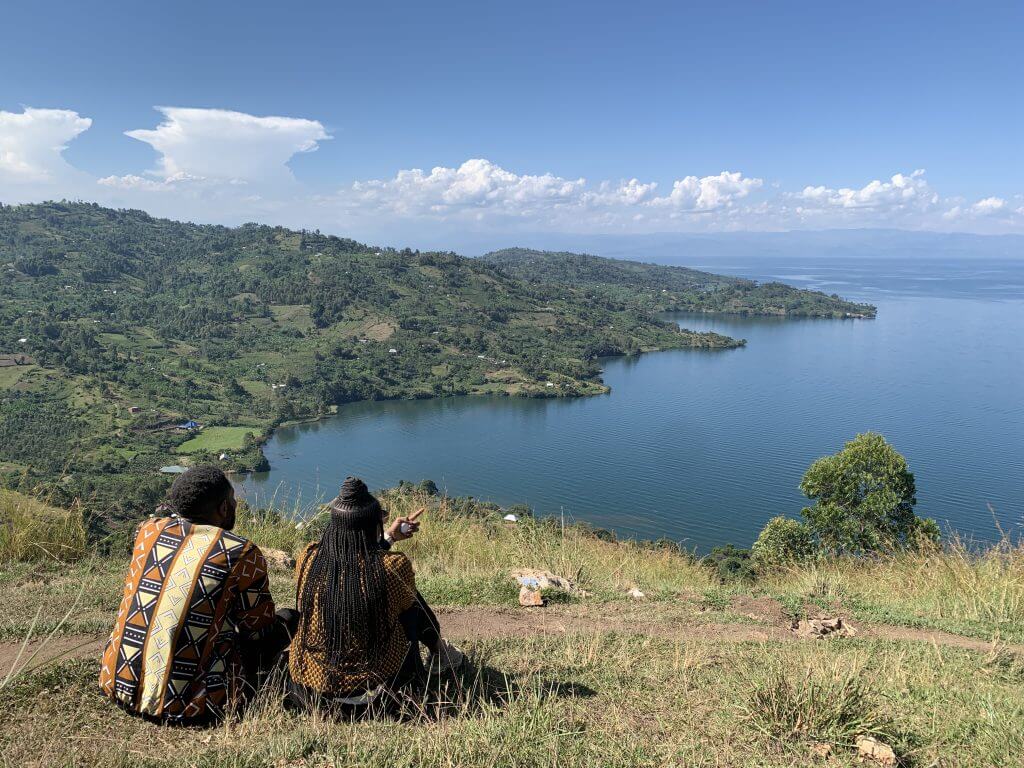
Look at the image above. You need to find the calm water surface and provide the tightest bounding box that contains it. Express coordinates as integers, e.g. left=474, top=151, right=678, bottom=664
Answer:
left=237, top=258, right=1024, bottom=551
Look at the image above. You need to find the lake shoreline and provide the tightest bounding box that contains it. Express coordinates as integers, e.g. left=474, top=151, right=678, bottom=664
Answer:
left=234, top=263, right=1023, bottom=552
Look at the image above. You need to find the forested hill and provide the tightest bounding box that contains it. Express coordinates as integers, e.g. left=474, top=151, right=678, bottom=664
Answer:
left=481, top=247, right=876, bottom=318
left=0, top=202, right=738, bottom=518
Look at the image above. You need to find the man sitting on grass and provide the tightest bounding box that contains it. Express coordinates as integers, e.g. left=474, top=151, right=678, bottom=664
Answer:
left=99, top=465, right=298, bottom=724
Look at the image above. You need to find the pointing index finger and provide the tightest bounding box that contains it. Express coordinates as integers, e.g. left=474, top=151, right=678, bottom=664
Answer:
left=407, top=507, right=425, bottom=522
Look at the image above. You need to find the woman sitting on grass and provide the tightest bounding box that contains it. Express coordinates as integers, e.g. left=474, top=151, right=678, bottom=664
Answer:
left=287, top=476, right=463, bottom=711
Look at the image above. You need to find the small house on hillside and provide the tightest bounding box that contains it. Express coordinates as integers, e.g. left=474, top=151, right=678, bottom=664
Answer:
left=177, top=420, right=201, bottom=431
left=159, top=465, right=188, bottom=474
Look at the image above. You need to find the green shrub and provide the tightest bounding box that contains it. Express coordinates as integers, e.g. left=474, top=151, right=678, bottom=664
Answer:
left=702, top=544, right=757, bottom=583
left=800, top=432, right=938, bottom=555
left=755, top=433, right=940, bottom=567
left=753, top=516, right=815, bottom=568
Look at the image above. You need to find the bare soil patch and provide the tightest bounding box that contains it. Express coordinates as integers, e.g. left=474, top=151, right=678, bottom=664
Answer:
left=4, top=604, right=1018, bottom=678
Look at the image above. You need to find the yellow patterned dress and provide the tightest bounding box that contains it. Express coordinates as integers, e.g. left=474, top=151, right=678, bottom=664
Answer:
left=288, top=542, right=417, bottom=695
left=98, top=516, right=276, bottom=721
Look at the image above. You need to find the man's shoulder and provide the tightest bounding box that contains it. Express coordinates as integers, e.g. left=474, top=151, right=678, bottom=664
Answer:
left=219, top=527, right=253, bottom=548
left=176, top=522, right=261, bottom=567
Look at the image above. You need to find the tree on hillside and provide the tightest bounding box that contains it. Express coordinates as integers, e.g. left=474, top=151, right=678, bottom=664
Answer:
left=753, top=432, right=939, bottom=566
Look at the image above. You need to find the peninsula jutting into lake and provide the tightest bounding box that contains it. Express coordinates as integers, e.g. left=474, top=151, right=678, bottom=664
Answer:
left=0, top=202, right=873, bottom=527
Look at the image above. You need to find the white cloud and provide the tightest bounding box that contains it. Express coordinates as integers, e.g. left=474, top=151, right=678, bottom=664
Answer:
left=651, top=171, right=763, bottom=211
left=97, top=172, right=191, bottom=191
left=352, top=158, right=586, bottom=217
left=972, top=196, right=1006, bottom=215
left=1, top=105, right=1020, bottom=236
left=942, top=195, right=1013, bottom=224
left=349, top=160, right=763, bottom=226
left=614, top=178, right=659, bottom=205
left=0, top=107, right=92, bottom=183
left=586, top=178, right=660, bottom=206
left=115, top=107, right=330, bottom=186
left=798, top=170, right=938, bottom=212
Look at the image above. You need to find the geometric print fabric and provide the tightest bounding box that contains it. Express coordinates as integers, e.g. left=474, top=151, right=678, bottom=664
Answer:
left=99, top=516, right=276, bottom=722
left=288, top=542, right=417, bottom=697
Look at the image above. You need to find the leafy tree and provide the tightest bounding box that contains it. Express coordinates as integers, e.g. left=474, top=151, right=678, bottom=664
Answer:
left=754, top=433, right=939, bottom=568
left=800, top=432, right=937, bottom=554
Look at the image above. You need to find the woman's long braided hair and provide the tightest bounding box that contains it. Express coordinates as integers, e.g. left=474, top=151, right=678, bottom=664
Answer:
left=296, top=477, right=391, bottom=673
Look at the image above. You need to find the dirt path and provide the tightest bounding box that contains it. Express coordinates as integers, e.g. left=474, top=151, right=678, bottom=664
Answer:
left=2, top=605, right=1016, bottom=678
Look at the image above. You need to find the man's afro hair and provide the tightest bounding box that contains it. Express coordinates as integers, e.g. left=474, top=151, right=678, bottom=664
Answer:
left=167, top=465, right=232, bottom=520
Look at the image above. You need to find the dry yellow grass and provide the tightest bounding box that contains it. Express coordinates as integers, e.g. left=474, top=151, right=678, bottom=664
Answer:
left=235, top=489, right=716, bottom=604
left=371, top=490, right=713, bottom=600
left=761, top=535, right=1024, bottom=641
left=3, top=635, right=1023, bottom=767
left=5, top=488, right=1024, bottom=766
left=0, top=489, right=87, bottom=563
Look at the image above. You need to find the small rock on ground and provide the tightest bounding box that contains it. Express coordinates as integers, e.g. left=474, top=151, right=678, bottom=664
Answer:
left=510, top=568, right=588, bottom=596
left=810, top=742, right=832, bottom=760
left=519, top=586, right=544, bottom=607
left=855, top=735, right=897, bottom=766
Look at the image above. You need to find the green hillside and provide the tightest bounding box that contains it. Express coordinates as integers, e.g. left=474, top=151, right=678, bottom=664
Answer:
left=0, top=202, right=742, bottom=518
left=0, top=203, right=875, bottom=522
left=482, top=247, right=877, bottom=318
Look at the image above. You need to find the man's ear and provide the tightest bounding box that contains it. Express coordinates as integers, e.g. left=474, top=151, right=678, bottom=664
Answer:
left=208, top=498, right=226, bottom=527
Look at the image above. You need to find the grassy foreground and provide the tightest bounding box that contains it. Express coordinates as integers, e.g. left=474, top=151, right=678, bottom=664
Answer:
left=2, top=488, right=1024, bottom=767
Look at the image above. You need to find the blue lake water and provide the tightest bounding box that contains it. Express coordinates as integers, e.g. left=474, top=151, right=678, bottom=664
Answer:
left=236, top=257, right=1024, bottom=552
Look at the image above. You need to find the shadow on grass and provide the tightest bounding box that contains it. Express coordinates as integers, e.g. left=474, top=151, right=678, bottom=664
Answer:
left=255, top=654, right=598, bottom=725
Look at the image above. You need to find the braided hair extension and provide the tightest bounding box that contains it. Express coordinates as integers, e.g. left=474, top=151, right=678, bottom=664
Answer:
left=296, top=477, right=391, bottom=677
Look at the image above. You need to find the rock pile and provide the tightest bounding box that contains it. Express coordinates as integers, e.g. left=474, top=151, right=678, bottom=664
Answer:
left=511, top=568, right=588, bottom=606
left=792, top=615, right=857, bottom=639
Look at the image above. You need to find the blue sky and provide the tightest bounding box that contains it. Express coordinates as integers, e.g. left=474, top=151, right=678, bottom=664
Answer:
left=2, top=1, right=1022, bottom=241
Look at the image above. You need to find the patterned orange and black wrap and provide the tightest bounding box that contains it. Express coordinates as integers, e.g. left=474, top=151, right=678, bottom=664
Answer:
left=98, top=517, right=276, bottom=721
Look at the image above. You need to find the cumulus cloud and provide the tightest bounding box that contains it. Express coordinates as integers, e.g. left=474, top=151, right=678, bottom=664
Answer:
left=798, top=169, right=938, bottom=212
left=650, top=171, right=763, bottom=211
left=1, top=105, right=1021, bottom=235
left=972, top=196, right=1006, bottom=215
left=352, top=158, right=586, bottom=217
left=942, top=195, right=1015, bottom=224
left=0, top=107, right=92, bottom=184
left=110, top=107, right=330, bottom=187
left=348, top=159, right=763, bottom=226
left=585, top=178, right=660, bottom=206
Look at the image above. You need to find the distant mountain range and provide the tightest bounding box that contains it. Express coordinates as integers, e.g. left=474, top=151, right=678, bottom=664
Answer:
left=438, top=229, right=1024, bottom=263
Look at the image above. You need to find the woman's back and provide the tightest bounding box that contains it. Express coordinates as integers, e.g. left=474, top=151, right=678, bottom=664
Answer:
left=290, top=542, right=417, bottom=695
